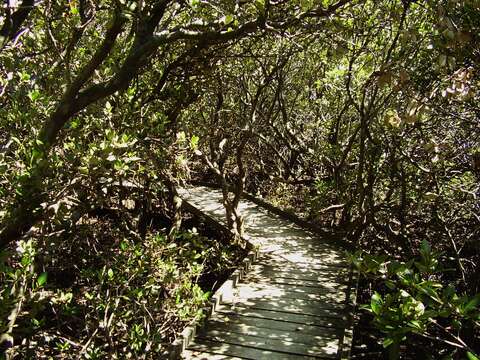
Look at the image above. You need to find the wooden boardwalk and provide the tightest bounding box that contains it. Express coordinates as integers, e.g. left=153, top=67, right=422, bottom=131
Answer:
left=179, top=186, right=354, bottom=360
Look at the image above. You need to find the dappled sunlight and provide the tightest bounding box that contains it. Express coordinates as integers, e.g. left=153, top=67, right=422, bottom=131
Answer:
left=186, top=327, right=341, bottom=359
left=229, top=283, right=346, bottom=304
left=180, top=186, right=350, bottom=359
left=247, top=264, right=348, bottom=285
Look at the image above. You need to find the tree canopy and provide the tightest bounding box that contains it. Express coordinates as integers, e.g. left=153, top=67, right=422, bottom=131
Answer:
left=0, top=0, right=479, bottom=358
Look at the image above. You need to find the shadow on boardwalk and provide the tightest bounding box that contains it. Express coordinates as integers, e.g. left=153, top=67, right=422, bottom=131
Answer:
left=179, top=186, right=354, bottom=360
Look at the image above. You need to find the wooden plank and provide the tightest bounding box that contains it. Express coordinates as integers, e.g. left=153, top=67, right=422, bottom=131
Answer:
left=209, top=312, right=343, bottom=336
left=249, top=264, right=348, bottom=285
left=188, top=339, right=320, bottom=360
left=242, top=273, right=347, bottom=289
left=195, top=330, right=339, bottom=358
left=217, top=306, right=346, bottom=329
left=247, top=268, right=349, bottom=285
left=239, top=275, right=347, bottom=291
left=240, top=280, right=347, bottom=294
left=221, top=283, right=347, bottom=304
left=243, top=226, right=335, bottom=245
left=218, top=297, right=344, bottom=319
left=243, top=229, right=336, bottom=251
left=244, top=230, right=341, bottom=254
left=255, top=256, right=348, bottom=271
left=251, top=259, right=348, bottom=273
left=247, top=241, right=341, bottom=261
left=200, top=321, right=338, bottom=345
left=183, top=350, right=245, bottom=360
left=257, top=252, right=348, bottom=268
left=179, top=186, right=355, bottom=360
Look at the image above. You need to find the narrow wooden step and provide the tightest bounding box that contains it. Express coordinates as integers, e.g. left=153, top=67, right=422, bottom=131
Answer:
left=190, top=334, right=338, bottom=359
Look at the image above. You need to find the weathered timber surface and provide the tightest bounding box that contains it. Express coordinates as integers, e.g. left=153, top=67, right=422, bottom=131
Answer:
left=178, top=186, right=355, bottom=360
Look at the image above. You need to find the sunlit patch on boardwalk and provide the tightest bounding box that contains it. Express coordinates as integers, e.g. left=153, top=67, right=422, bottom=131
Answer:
left=179, top=186, right=353, bottom=360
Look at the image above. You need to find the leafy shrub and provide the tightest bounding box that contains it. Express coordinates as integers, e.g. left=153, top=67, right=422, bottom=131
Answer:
left=1, top=221, right=241, bottom=359
left=351, top=241, right=480, bottom=360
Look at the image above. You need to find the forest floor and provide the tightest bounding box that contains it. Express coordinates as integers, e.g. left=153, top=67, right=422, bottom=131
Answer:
left=4, top=206, right=248, bottom=359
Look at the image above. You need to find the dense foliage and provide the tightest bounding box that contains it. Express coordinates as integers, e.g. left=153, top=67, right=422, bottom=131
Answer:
left=1, top=0, right=479, bottom=358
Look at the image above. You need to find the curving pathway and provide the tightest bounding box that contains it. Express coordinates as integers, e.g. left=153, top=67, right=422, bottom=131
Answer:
left=178, top=186, right=355, bottom=360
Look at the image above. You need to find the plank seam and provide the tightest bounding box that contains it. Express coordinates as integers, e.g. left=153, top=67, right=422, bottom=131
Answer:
left=184, top=349, right=251, bottom=360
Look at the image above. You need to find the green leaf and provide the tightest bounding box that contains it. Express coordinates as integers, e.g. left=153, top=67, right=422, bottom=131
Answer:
left=19, top=72, right=30, bottom=81
left=467, top=352, right=480, bottom=360
left=408, top=320, right=422, bottom=330
left=371, top=292, right=383, bottom=315
left=224, top=14, right=234, bottom=25
left=300, top=0, right=313, bottom=11
left=107, top=268, right=114, bottom=279
left=385, top=280, right=396, bottom=290
left=255, top=0, right=265, bottom=12
left=28, top=89, right=41, bottom=102
left=420, top=240, right=431, bottom=256
left=190, top=135, right=200, bottom=149
left=464, top=294, right=480, bottom=313
left=37, top=272, right=48, bottom=287
left=383, top=337, right=394, bottom=348
left=416, top=283, right=442, bottom=304
left=120, top=241, right=128, bottom=251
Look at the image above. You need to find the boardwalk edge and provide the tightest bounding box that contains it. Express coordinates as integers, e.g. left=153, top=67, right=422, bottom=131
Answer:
left=189, top=180, right=353, bottom=251
left=338, top=264, right=359, bottom=359
left=187, top=181, right=359, bottom=359
left=242, top=189, right=360, bottom=359
left=165, top=197, right=259, bottom=360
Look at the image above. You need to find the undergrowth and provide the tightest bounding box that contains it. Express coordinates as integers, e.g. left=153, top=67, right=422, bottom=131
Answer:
left=0, top=215, right=244, bottom=359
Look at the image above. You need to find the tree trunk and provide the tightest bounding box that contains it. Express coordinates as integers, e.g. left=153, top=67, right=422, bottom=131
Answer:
left=0, top=12, right=133, bottom=249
